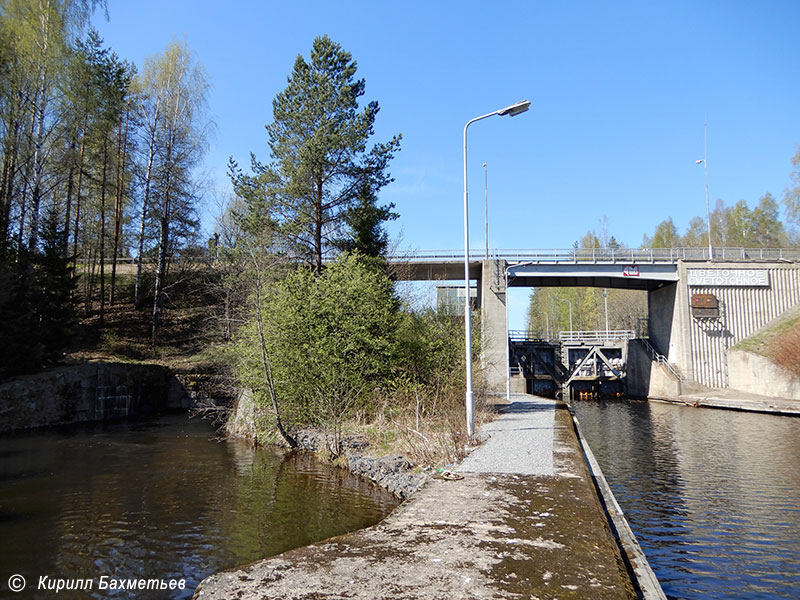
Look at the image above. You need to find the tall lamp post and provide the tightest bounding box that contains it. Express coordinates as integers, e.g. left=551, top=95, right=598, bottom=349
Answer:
left=504, top=266, right=511, bottom=401
left=463, top=100, right=530, bottom=438
left=696, top=123, right=712, bottom=259
left=483, top=162, right=489, bottom=260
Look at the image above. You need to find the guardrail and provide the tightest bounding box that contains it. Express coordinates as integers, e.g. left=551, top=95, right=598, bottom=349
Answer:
left=509, top=330, right=637, bottom=344
left=387, top=247, right=800, bottom=263
left=559, top=330, right=636, bottom=344
left=508, top=330, right=553, bottom=342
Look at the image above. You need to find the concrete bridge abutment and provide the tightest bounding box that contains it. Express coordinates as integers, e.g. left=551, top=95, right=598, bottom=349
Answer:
left=479, top=259, right=510, bottom=395
left=648, top=261, right=800, bottom=390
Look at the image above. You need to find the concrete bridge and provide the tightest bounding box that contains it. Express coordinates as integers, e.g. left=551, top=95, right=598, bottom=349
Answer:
left=389, top=247, right=800, bottom=398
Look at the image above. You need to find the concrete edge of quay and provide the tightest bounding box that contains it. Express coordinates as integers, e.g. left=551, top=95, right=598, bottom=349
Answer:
left=569, top=407, right=667, bottom=600
left=649, top=393, right=800, bottom=416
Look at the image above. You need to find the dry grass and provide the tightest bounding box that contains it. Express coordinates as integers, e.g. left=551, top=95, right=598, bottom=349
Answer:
left=357, top=380, right=495, bottom=469
left=65, top=267, right=223, bottom=369
left=769, top=320, right=800, bottom=376
left=735, top=305, right=800, bottom=358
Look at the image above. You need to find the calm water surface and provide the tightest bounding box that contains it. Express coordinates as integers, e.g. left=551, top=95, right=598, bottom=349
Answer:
left=572, top=399, right=800, bottom=600
left=0, top=413, right=399, bottom=598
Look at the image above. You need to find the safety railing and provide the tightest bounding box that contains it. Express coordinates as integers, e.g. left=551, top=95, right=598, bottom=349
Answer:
left=388, top=247, right=800, bottom=264
left=559, top=330, right=636, bottom=344
left=508, top=330, right=553, bottom=342
left=639, top=338, right=684, bottom=381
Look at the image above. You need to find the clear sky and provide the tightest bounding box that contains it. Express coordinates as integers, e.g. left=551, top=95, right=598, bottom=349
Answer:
left=93, top=1, right=800, bottom=328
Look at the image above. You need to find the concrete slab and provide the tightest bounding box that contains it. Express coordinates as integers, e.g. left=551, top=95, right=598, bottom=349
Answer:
left=654, top=389, right=800, bottom=416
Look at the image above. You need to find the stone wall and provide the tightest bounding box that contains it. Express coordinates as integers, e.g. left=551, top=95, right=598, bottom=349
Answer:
left=0, top=362, right=188, bottom=432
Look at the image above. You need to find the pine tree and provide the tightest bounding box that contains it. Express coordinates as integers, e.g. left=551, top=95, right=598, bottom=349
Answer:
left=334, top=181, right=398, bottom=258
left=232, top=35, right=401, bottom=274
left=34, top=207, right=77, bottom=363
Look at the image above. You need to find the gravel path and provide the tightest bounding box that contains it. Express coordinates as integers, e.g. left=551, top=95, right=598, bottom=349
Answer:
left=457, top=394, right=555, bottom=476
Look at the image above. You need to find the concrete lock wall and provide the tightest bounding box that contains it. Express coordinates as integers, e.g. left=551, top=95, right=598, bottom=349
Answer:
left=626, top=339, right=682, bottom=399
left=649, top=262, right=800, bottom=390
left=728, top=349, right=800, bottom=400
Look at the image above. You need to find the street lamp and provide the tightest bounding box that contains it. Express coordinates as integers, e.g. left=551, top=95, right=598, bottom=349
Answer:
left=603, top=289, right=609, bottom=343
left=483, top=163, right=489, bottom=261
left=557, top=298, right=573, bottom=339
left=696, top=123, right=712, bottom=259
left=504, top=266, right=511, bottom=401
left=463, top=100, right=530, bottom=438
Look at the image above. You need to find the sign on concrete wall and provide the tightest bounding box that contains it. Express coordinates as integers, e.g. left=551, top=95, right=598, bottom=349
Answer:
left=687, top=269, right=769, bottom=287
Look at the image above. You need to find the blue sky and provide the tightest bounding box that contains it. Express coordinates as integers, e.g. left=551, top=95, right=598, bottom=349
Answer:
left=94, top=1, right=800, bottom=327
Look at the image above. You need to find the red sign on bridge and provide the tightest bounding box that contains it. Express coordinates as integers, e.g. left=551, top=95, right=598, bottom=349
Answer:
left=622, top=265, right=639, bottom=277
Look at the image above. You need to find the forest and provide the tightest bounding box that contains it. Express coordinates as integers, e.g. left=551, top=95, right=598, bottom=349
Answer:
left=0, top=0, right=210, bottom=375
left=0, top=6, right=482, bottom=462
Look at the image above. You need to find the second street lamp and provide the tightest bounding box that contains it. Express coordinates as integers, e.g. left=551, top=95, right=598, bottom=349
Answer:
left=696, top=122, right=712, bottom=259
left=462, top=100, right=530, bottom=438
left=557, top=298, right=573, bottom=339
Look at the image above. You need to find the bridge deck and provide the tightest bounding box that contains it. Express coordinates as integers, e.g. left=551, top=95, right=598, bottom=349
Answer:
left=388, top=247, right=798, bottom=284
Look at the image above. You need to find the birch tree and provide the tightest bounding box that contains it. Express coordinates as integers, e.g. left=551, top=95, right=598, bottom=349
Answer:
left=133, top=41, right=209, bottom=343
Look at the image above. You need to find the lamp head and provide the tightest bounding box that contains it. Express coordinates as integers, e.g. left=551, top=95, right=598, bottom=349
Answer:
left=695, top=159, right=704, bottom=165
left=497, top=100, right=531, bottom=117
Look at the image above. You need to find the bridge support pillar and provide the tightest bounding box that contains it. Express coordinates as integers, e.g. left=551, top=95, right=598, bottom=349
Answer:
left=647, top=279, right=693, bottom=382
left=480, top=259, right=509, bottom=395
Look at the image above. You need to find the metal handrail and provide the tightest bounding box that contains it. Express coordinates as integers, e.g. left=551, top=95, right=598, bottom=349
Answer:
left=508, top=330, right=553, bottom=342
left=388, top=247, right=800, bottom=264
left=559, top=330, right=636, bottom=343
left=639, top=338, right=684, bottom=381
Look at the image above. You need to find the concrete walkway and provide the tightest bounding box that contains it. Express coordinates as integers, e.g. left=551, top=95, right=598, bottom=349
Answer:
left=194, top=395, right=637, bottom=599
left=458, top=396, right=556, bottom=476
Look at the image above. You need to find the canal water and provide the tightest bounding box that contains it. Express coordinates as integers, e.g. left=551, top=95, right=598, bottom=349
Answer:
left=572, top=398, right=800, bottom=600
left=0, top=413, right=399, bottom=598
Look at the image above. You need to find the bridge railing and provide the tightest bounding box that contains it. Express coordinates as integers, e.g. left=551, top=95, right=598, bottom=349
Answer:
left=388, top=247, right=800, bottom=263
left=509, top=330, right=637, bottom=344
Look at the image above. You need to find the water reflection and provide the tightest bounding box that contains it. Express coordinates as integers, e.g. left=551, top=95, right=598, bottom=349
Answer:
left=0, top=413, right=398, bottom=599
left=573, top=399, right=800, bottom=599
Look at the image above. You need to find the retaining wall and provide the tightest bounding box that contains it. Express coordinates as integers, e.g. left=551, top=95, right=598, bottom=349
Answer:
left=728, top=349, right=800, bottom=400
left=0, top=362, right=188, bottom=432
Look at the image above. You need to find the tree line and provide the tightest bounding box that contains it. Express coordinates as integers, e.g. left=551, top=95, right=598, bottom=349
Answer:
left=0, top=1, right=210, bottom=375
left=646, top=152, right=800, bottom=248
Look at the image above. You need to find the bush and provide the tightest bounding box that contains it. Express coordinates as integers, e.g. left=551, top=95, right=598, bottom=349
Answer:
left=233, top=252, right=490, bottom=464
left=375, top=307, right=488, bottom=465
left=235, top=253, right=400, bottom=452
